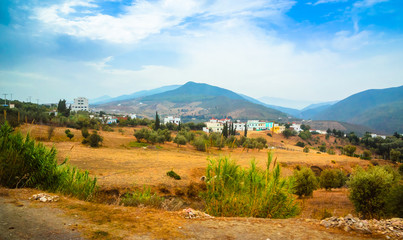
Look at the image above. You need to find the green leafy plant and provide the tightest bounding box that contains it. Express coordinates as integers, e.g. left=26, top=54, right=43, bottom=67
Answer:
left=121, top=186, right=163, bottom=208
left=203, top=152, right=299, bottom=218
left=293, top=167, right=318, bottom=198
left=319, top=169, right=346, bottom=191
left=166, top=170, right=181, bottom=180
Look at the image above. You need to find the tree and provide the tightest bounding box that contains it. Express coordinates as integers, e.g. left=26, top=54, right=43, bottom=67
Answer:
left=244, top=124, right=247, bottom=137
left=282, top=129, right=296, bottom=139
left=348, top=166, right=396, bottom=219
left=344, top=145, right=357, bottom=157
left=81, top=128, right=90, bottom=139
left=390, top=149, right=401, bottom=162
left=301, top=124, right=310, bottom=131
left=154, top=111, right=160, bottom=131
left=222, top=122, right=228, bottom=138
left=320, top=169, right=346, bottom=191
left=293, top=167, right=318, bottom=198
left=57, top=99, right=70, bottom=117
left=173, top=135, right=187, bottom=147
left=88, top=131, right=103, bottom=147
left=65, top=129, right=74, bottom=140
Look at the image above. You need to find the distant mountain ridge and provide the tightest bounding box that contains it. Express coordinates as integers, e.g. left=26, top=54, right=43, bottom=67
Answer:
left=312, top=85, right=403, bottom=134
left=98, top=81, right=289, bottom=120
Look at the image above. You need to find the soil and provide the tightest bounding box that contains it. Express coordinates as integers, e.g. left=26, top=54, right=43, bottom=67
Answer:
left=0, top=189, right=82, bottom=240
left=0, top=188, right=383, bottom=240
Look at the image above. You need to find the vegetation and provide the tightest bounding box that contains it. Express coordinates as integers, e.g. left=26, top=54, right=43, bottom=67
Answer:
left=319, top=169, right=346, bottom=191
left=65, top=129, right=74, bottom=140
left=293, top=167, right=318, bottom=198
left=166, top=170, right=181, bottom=180
left=348, top=166, right=400, bottom=219
left=88, top=131, right=103, bottom=148
left=0, top=122, right=97, bottom=200
left=120, top=186, right=163, bottom=208
left=134, top=128, right=171, bottom=145
left=203, top=153, right=299, bottom=218
left=343, top=145, right=356, bottom=157
left=282, top=129, right=297, bottom=139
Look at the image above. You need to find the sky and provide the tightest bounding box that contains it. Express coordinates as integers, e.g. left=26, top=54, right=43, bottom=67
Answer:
left=0, top=0, right=402, bottom=105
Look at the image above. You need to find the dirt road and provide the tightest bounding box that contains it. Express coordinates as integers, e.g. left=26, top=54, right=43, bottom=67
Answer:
left=0, top=188, right=382, bottom=240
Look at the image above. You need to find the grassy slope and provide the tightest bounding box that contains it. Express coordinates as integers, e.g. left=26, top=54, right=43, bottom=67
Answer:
left=313, top=85, right=403, bottom=133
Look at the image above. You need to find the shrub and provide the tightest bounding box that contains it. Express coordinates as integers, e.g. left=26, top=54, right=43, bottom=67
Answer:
left=319, top=144, right=326, bottom=153
left=303, top=147, right=310, bottom=153
left=166, top=170, right=181, bottom=180
left=120, top=186, right=163, bottom=208
left=282, top=129, right=297, bottom=139
left=65, top=129, right=74, bottom=140
left=0, top=122, right=97, bottom=200
left=320, top=169, right=346, bottom=191
left=347, top=166, right=397, bottom=219
left=293, top=167, right=318, bottom=198
left=267, top=133, right=272, bottom=137
left=296, top=141, right=305, bottom=148
left=134, top=128, right=149, bottom=142
left=88, top=131, right=103, bottom=147
left=203, top=153, right=299, bottom=218
left=361, top=150, right=372, bottom=160
left=193, top=135, right=208, bottom=151
left=298, top=131, right=311, bottom=141
left=102, top=124, right=114, bottom=132
left=399, top=164, right=403, bottom=176
left=81, top=128, right=90, bottom=139
left=173, top=135, right=187, bottom=147
left=344, top=145, right=356, bottom=157
left=390, top=149, right=401, bottom=162
left=225, top=135, right=239, bottom=148
left=385, top=184, right=403, bottom=218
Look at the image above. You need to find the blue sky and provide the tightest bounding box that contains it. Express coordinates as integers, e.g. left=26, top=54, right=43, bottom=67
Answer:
left=0, top=0, right=402, bottom=106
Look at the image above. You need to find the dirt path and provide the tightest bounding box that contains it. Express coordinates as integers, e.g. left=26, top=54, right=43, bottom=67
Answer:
left=0, top=188, right=383, bottom=240
left=0, top=191, right=82, bottom=240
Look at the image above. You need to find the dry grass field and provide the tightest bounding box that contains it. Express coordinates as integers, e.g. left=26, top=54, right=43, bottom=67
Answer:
left=3, top=124, right=392, bottom=239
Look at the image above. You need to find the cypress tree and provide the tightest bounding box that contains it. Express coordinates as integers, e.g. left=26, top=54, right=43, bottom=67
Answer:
left=154, top=111, right=160, bottom=130
left=244, top=123, right=247, bottom=137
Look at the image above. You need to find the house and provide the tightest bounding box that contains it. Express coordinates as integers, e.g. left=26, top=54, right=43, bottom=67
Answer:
left=272, top=124, right=285, bottom=134
left=266, top=122, right=274, bottom=131
left=290, top=123, right=302, bottom=132
left=129, top=114, right=137, bottom=119
left=247, top=120, right=266, bottom=131
left=71, top=97, right=89, bottom=112
left=233, top=120, right=246, bottom=131
left=164, top=116, right=181, bottom=125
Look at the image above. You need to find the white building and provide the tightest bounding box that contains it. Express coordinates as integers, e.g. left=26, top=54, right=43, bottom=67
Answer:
left=71, top=97, right=89, bottom=112
left=164, top=116, right=181, bottom=125
left=290, top=123, right=302, bottom=132
left=233, top=121, right=246, bottom=131
left=247, top=120, right=266, bottom=131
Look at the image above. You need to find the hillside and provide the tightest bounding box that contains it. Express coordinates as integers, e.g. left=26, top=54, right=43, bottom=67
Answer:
left=92, top=85, right=181, bottom=105
left=98, top=82, right=288, bottom=120
left=312, top=85, right=403, bottom=134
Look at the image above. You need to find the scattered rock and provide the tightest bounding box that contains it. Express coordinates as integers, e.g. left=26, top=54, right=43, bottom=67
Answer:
left=182, top=208, right=214, bottom=219
left=29, top=193, right=59, bottom=202
left=320, top=215, right=402, bottom=239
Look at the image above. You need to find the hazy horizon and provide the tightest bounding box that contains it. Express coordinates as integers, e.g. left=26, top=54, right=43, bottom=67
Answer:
left=1, top=0, right=402, bottom=104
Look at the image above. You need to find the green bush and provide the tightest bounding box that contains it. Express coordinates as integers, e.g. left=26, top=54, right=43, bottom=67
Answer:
left=81, top=128, right=90, bottom=139
left=298, top=131, right=311, bottom=141
left=89, top=131, right=103, bottom=148
left=293, top=167, right=318, bottom=197
left=203, top=153, right=299, bottom=218
left=296, top=141, right=305, bottom=148
left=344, top=145, right=356, bottom=157
left=361, top=150, right=372, bottom=160
left=399, top=164, right=403, bottom=176
left=65, top=129, right=74, bottom=140
left=193, top=135, right=208, bottom=151
left=166, top=170, right=181, bottom=180
left=348, top=166, right=398, bottom=219
left=0, top=122, right=97, bottom=200
left=303, top=147, right=310, bottom=153
left=385, top=184, right=403, bottom=218
left=319, top=169, right=346, bottom=191
left=173, top=135, right=187, bottom=147
left=120, top=186, right=163, bottom=208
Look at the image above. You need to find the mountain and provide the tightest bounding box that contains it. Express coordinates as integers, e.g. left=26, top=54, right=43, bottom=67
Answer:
left=98, top=82, right=288, bottom=120
left=301, top=101, right=339, bottom=111
left=239, top=94, right=300, bottom=117
left=312, top=85, right=403, bottom=134
left=92, top=85, right=181, bottom=105
left=299, top=102, right=337, bottom=120
left=91, top=95, right=112, bottom=104
left=258, top=97, right=317, bottom=110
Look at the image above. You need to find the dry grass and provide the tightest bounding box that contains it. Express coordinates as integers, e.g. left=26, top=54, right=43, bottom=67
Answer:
left=16, top=124, right=371, bottom=191
left=298, top=188, right=355, bottom=219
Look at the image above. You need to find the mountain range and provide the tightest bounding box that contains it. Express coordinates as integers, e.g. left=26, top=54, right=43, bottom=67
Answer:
left=93, top=82, right=403, bottom=134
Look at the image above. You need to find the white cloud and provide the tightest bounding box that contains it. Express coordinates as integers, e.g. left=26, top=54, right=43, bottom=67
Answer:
left=312, top=0, right=348, bottom=6
left=353, top=0, right=388, bottom=8
left=32, top=0, right=295, bottom=43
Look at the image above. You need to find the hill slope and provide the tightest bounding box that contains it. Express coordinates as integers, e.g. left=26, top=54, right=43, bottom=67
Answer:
left=312, top=85, right=403, bottom=134
left=99, top=82, right=288, bottom=120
